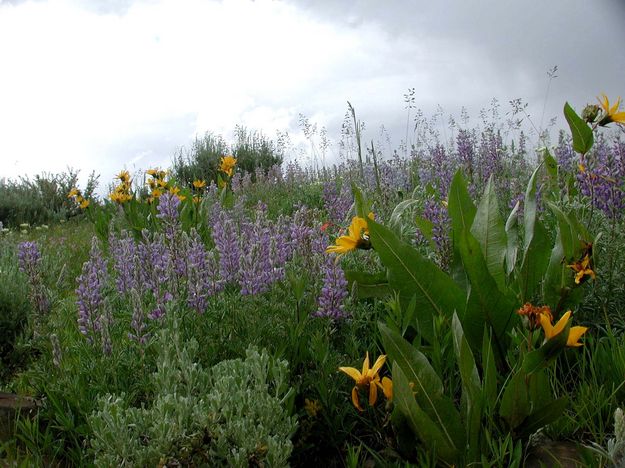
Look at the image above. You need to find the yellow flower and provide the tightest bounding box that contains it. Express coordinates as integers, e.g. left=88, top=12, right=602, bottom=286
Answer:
left=193, top=195, right=201, bottom=204
left=339, top=352, right=387, bottom=411
left=220, top=155, right=237, bottom=177
left=115, top=170, right=131, bottom=184
left=377, top=376, right=393, bottom=401
left=326, top=212, right=374, bottom=257
left=67, top=187, right=79, bottom=199
left=598, top=93, right=625, bottom=126
left=568, top=253, right=596, bottom=284
left=79, top=199, right=90, bottom=209
left=540, top=311, right=588, bottom=347
left=193, top=179, right=206, bottom=189
left=146, top=168, right=158, bottom=177
left=304, top=398, right=322, bottom=418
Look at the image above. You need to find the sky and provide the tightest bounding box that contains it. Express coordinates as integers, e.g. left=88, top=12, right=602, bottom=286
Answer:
left=0, top=0, right=624, bottom=189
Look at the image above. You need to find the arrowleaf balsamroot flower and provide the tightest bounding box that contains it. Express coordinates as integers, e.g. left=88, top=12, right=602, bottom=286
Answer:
left=339, top=352, right=388, bottom=411
left=598, top=93, right=625, bottom=126
left=220, top=155, right=237, bottom=177
left=568, top=253, right=596, bottom=284
left=326, top=212, right=374, bottom=258
left=540, top=310, right=588, bottom=347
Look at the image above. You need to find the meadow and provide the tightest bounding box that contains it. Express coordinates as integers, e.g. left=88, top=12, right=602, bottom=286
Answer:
left=0, top=97, right=624, bottom=467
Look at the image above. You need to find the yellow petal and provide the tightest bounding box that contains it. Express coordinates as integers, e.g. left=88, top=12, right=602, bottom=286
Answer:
left=368, top=379, right=378, bottom=406
left=540, top=314, right=555, bottom=339
left=339, top=366, right=362, bottom=383
left=567, top=326, right=588, bottom=347
left=351, top=386, right=363, bottom=411
left=378, top=377, right=393, bottom=400
left=362, top=352, right=370, bottom=376
left=552, top=311, right=571, bottom=336
left=370, top=354, right=387, bottom=376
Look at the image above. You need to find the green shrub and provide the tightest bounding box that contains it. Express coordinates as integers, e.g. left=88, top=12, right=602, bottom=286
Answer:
left=89, top=326, right=296, bottom=467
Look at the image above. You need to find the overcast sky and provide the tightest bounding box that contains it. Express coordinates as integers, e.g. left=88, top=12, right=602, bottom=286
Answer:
left=1, top=0, right=623, bottom=187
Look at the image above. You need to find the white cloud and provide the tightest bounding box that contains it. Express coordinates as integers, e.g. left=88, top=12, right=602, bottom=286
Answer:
left=1, top=0, right=623, bottom=188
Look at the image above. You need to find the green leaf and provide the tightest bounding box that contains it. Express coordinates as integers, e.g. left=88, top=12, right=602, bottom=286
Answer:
left=542, top=147, right=558, bottom=181
left=448, top=170, right=477, bottom=234
left=389, top=199, right=420, bottom=231
left=481, top=329, right=498, bottom=411
left=344, top=270, right=391, bottom=299
left=519, top=165, right=551, bottom=302
left=471, top=176, right=507, bottom=290
left=448, top=172, right=518, bottom=354
left=351, top=182, right=370, bottom=219
left=500, top=369, right=530, bottom=430
left=542, top=227, right=567, bottom=311
left=563, top=102, right=594, bottom=155
left=392, top=363, right=460, bottom=464
left=379, top=323, right=443, bottom=396
left=369, top=221, right=465, bottom=343
left=505, top=201, right=520, bottom=276
left=451, top=314, right=483, bottom=462
left=518, top=397, right=568, bottom=438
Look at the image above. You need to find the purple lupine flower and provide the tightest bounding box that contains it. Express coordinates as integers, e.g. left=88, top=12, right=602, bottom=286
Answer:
left=554, top=130, right=575, bottom=173
left=128, top=288, right=149, bottom=345
left=109, top=230, right=138, bottom=294
left=156, top=192, right=181, bottom=222
left=239, top=204, right=273, bottom=295
left=323, top=181, right=353, bottom=224
left=415, top=197, right=452, bottom=269
left=211, top=203, right=241, bottom=283
left=314, top=256, right=349, bottom=319
left=18, top=241, right=41, bottom=273
left=186, top=230, right=223, bottom=312
left=137, top=233, right=174, bottom=320
left=231, top=172, right=243, bottom=192
left=18, top=241, right=50, bottom=315
left=477, top=127, right=504, bottom=187
left=577, top=136, right=625, bottom=220
left=76, top=237, right=108, bottom=344
left=156, top=192, right=187, bottom=277
left=457, top=129, right=476, bottom=182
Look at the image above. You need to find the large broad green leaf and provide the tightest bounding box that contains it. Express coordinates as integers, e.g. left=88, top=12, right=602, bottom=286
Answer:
left=344, top=270, right=391, bottom=299
left=471, top=176, right=507, bottom=290
left=369, top=221, right=465, bottom=342
left=351, top=182, right=371, bottom=219
left=500, top=369, right=530, bottom=430
left=392, top=363, right=460, bottom=464
left=564, top=102, right=594, bottom=155
left=481, top=329, right=498, bottom=411
left=451, top=314, right=483, bottom=462
left=448, top=170, right=477, bottom=234
left=379, top=323, right=443, bottom=396
left=519, top=165, right=551, bottom=302
left=518, top=397, right=568, bottom=439
left=542, top=228, right=567, bottom=311
left=448, top=172, right=518, bottom=354
left=505, top=201, right=520, bottom=276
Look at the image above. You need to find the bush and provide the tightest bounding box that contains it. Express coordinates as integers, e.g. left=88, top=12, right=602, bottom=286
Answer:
left=89, top=327, right=296, bottom=467
left=0, top=170, right=99, bottom=227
